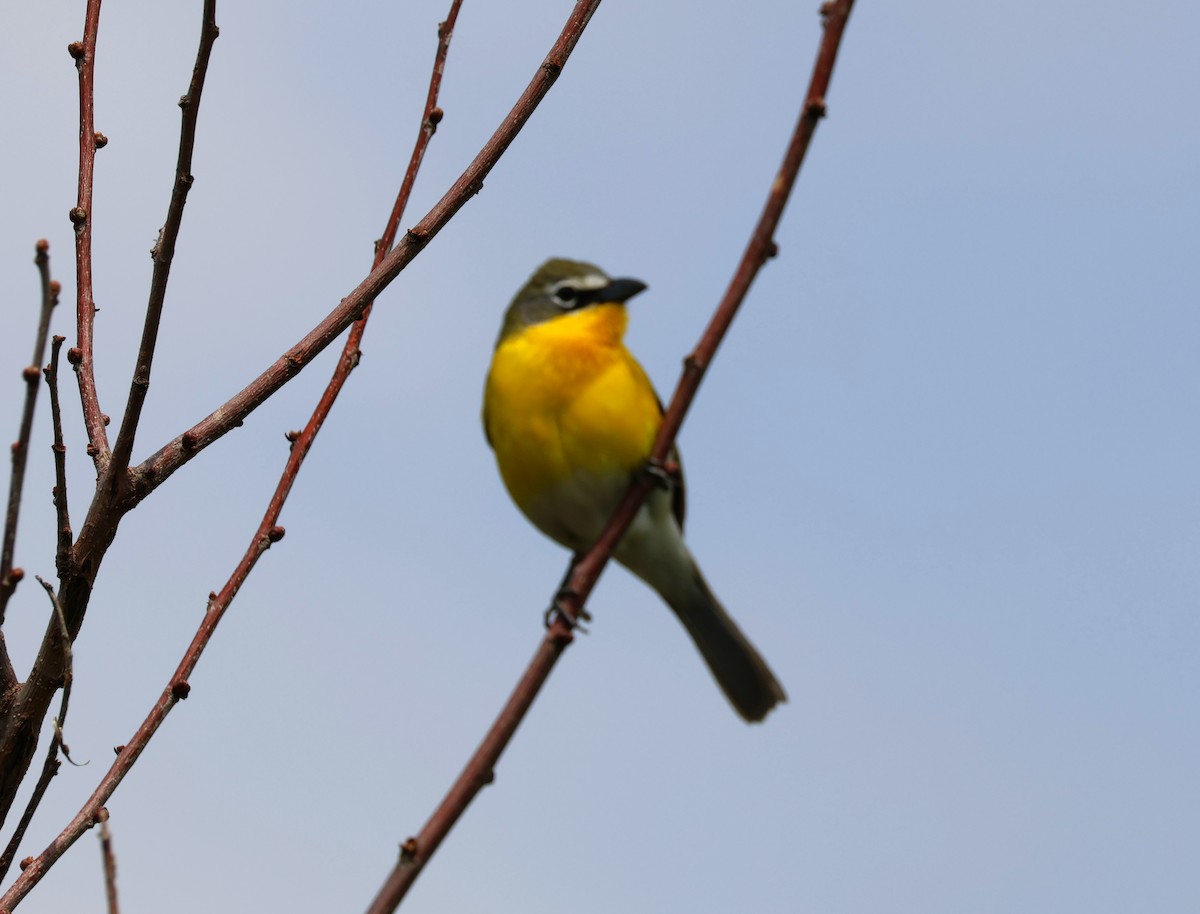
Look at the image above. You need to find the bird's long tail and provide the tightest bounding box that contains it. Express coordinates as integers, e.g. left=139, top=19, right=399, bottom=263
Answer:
left=666, top=565, right=787, bottom=722
left=615, top=499, right=787, bottom=722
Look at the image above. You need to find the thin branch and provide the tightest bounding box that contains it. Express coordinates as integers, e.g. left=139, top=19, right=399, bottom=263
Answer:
left=96, top=808, right=119, bottom=914
left=38, top=576, right=74, bottom=692
left=0, top=686, right=67, bottom=886
left=0, top=342, right=73, bottom=831
left=375, top=0, right=462, bottom=261
left=46, top=337, right=74, bottom=574
left=105, top=0, right=219, bottom=487
left=363, top=2, right=858, bottom=908
left=269, top=0, right=463, bottom=497
left=0, top=579, right=75, bottom=885
left=562, top=0, right=856, bottom=613
left=0, top=242, right=60, bottom=700
left=129, top=0, right=603, bottom=507
left=0, top=1, right=611, bottom=906
left=67, top=0, right=111, bottom=470
left=363, top=634, right=561, bottom=914
left=0, top=242, right=59, bottom=631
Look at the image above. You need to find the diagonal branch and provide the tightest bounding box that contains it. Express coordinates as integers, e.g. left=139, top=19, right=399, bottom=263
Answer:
left=105, top=0, right=220, bottom=488
left=46, top=337, right=74, bottom=575
left=68, top=0, right=111, bottom=471
left=561, top=0, right=856, bottom=611
left=129, top=0, right=604, bottom=508
left=96, top=808, right=120, bottom=914
left=375, top=0, right=462, bottom=263
left=0, top=578, right=75, bottom=885
left=362, top=3, right=858, bottom=909
left=0, top=241, right=60, bottom=686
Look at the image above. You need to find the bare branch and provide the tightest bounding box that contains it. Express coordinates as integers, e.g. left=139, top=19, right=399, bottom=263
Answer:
left=1, top=242, right=59, bottom=632
left=260, top=0, right=463, bottom=515
left=130, top=0, right=604, bottom=505
left=0, top=688, right=65, bottom=886
left=96, top=808, right=119, bottom=914
left=363, top=633, right=562, bottom=914
left=375, top=0, right=462, bottom=261
left=363, top=3, right=858, bottom=907
left=0, top=242, right=60, bottom=699
left=105, top=0, right=220, bottom=486
left=68, top=0, right=111, bottom=470
left=561, top=0, right=858, bottom=617
left=46, top=337, right=74, bottom=573
left=0, top=579, right=75, bottom=885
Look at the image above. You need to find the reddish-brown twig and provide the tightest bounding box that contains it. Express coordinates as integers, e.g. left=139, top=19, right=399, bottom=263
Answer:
left=362, top=3, right=858, bottom=908
left=0, top=579, right=74, bottom=885
left=0, top=241, right=60, bottom=705
left=105, top=0, right=219, bottom=487
left=95, top=808, right=119, bottom=914
left=0, top=242, right=59, bottom=634
left=560, top=0, right=856, bottom=616
left=46, top=337, right=73, bottom=574
left=68, top=0, right=110, bottom=469
left=130, top=0, right=604, bottom=506
left=375, top=1, right=462, bottom=264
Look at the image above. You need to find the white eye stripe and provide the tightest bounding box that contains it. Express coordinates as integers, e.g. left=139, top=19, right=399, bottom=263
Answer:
left=549, top=273, right=609, bottom=307
left=551, top=274, right=607, bottom=292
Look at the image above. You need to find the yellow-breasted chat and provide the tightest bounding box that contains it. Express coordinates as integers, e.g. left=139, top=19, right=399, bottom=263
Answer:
left=482, top=258, right=786, bottom=722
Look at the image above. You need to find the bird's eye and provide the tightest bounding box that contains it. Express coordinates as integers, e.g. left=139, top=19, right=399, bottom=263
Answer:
left=551, top=285, right=579, bottom=307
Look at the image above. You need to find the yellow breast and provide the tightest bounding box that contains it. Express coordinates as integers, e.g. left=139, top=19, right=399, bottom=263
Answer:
left=483, top=304, right=663, bottom=550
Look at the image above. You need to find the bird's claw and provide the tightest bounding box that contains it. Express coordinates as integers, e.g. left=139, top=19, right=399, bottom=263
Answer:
left=640, top=458, right=679, bottom=490
left=544, top=590, right=592, bottom=633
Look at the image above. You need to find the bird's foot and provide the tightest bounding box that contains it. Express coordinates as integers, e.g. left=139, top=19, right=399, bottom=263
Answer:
left=640, top=458, right=680, bottom=490
left=544, top=588, right=592, bottom=633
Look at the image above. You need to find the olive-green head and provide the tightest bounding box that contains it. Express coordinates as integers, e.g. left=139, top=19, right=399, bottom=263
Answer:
left=495, top=257, right=647, bottom=346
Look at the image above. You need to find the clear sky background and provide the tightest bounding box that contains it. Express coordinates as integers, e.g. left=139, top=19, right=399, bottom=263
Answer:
left=1, top=2, right=1197, bottom=912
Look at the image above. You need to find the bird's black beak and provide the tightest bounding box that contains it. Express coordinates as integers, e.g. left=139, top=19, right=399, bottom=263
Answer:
left=578, top=277, right=647, bottom=307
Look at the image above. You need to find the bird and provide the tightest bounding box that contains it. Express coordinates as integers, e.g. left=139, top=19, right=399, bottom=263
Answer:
left=482, top=257, right=786, bottom=722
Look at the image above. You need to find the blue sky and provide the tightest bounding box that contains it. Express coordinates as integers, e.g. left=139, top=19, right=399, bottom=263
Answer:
left=1, top=2, right=1197, bottom=912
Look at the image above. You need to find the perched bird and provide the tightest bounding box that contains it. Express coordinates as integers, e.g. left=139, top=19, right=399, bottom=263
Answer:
left=482, top=258, right=786, bottom=722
